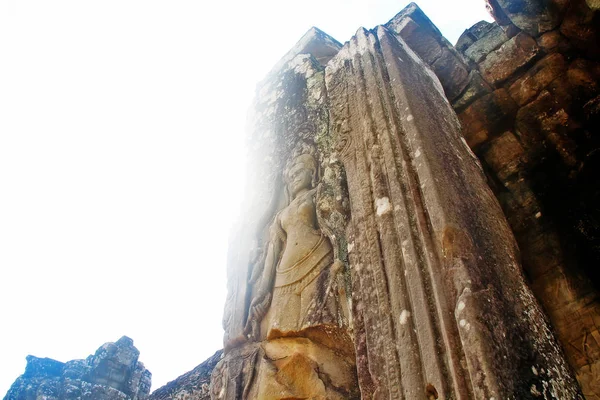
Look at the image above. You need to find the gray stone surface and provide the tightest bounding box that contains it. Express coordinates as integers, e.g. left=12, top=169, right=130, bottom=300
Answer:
left=456, top=20, right=495, bottom=53
left=148, top=351, right=221, bottom=400
left=384, top=2, right=470, bottom=101
left=4, top=337, right=151, bottom=400
left=326, top=24, right=582, bottom=399
left=463, top=23, right=510, bottom=63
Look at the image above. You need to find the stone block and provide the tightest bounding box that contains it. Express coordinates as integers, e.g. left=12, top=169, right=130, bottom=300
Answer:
left=466, top=20, right=497, bottom=40
left=577, top=360, right=600, bottom=400
left=431, top=48, right=470, bottom=100
left=560, top=0, right=600, bottom=60
left=508, top=53, right=567, bottom=106
left=537, top=58, right=600, bottom=115
left=502, top=22, right=522, bottom=38
left=464, top=23, right=510, bottom=63
left=456, top=20, right=496, bottom=54
left=552, top=302, right=600, bottom=368
left=482, top=131, right=525, bottom=181
left=456, top=34, right=475, bottom=55
left=389, top=16, right=443, bottom=64
left=23, top=356, right=65, bottom=378
left=452, top=70, right=493, bottom=111
left=458, top=88, right=518, bottom=149
left=536, top=30, right=571, bottom=53
left=530, top=267, right=578, bottom=314
left=480, top=33, right=540, bottom=85
left=485, top=0, right=569, bottom=36
left=515, top=90, right=579, bottom=167
left=385, top=2, right=450, bottom=50
left=325, top=25, right=583, bottom=398
left=517, top=226, right=563, bottom=278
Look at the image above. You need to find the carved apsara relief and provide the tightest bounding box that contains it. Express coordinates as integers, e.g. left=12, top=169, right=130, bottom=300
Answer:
left=212, top=140, right=358, bottom=400
left=246, top=143, right=348, bottom=339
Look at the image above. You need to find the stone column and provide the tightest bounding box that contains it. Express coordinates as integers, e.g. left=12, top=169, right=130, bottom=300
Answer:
left=325, top=26, right=582, bottom=399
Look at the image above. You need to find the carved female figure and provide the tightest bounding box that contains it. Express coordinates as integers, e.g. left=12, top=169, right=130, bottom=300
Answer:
left=246, top=146, right=346, bottom=343
left=216, top=145, right=358, bottom=400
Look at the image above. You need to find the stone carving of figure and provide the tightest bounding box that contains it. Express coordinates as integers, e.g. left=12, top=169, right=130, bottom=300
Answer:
left=213, top=143, right=358, bottom=400
left=245, top=144, right=347, bottom=344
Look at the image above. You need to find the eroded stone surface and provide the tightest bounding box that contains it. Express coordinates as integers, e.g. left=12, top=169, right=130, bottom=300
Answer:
left=215, top=26, right=358, bottom=400
left=325, top=23, right=581, bottom=399
left=148, top=350, right=222, bottom=400
left=4, top=337, right=151, bottom=400
left=463, top=22, right=510, bottom=63
left=480, top=32, right=540, bottom=84
left=485, top=0, right=569, bottom=36
left=212, top=2, right=598, bottom=399
left=459, top=88, right=518, bottom=148
left=508, top=53, right=567, bottom=106
left=560, top=0, right=600, bottom=59
left=384, top=3, right=470, bottom=100
left=454, top=3, right=600, bottom=396
left=452, top=70, right=493, bottom=111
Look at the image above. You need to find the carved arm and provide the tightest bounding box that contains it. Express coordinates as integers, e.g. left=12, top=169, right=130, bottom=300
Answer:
left=245, top=218, right=285, bottom=337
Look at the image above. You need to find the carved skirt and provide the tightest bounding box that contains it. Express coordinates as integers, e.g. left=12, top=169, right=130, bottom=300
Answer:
left=263, top=236, right=345, bottom=337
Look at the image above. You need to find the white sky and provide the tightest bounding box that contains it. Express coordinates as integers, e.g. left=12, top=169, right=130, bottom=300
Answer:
left=0, top=0, right=491, bottom=396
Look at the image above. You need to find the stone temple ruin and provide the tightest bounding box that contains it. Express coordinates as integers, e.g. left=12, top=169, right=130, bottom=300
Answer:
left=5, top=0, right=600, bottom=398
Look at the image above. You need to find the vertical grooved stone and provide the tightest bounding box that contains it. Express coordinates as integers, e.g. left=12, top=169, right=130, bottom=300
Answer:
left=326, top=24, right=582, bottom=399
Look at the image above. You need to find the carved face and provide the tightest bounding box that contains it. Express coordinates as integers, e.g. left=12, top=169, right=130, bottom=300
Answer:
left=285, top=155, right=315, bottom=198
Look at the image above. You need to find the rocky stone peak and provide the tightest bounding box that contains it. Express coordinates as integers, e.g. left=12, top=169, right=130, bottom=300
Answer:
left=4, top=336, right=151, bottom=400
left=268, top=26, right=342, bottom=77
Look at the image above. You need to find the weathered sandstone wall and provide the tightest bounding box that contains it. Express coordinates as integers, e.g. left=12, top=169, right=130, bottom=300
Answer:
left=210, top=1, right=588, bottom=398
left=385, top=1, right=600, bottom=397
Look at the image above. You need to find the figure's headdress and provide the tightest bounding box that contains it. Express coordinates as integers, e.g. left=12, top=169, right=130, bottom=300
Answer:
left=284, top=141, right=318, bottom=184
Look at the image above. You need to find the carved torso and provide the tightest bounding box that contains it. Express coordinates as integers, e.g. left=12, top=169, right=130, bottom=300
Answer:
left=278, top=190, right=324, bottom=271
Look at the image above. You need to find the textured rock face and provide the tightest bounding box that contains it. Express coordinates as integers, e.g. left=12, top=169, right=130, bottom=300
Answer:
left=6, top=2, right=598, bottom=399
left=450, top=1, right=600, bottom=397
left=214, top=27, right=359, bottom=399
left=326, top=24, right=580, bottom=400
left=213, top=2, right=583, bottom=398
left=148, top=351, right=222, bottom=400
left=384, top=3, right=470, bottom=101
left=4, top=337, right=151, bottom=400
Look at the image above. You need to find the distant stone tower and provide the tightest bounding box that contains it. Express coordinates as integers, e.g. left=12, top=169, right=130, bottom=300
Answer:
left=212, top=1, right=598, bottom=398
